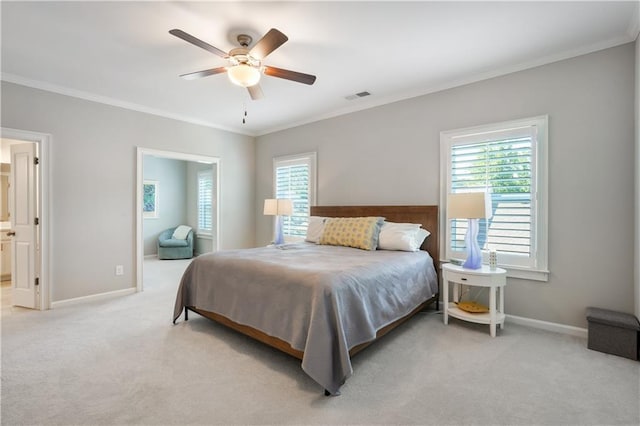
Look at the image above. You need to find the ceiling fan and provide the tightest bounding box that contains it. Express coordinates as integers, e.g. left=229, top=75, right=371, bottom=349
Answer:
left=169, top=28, right=316, bottom=100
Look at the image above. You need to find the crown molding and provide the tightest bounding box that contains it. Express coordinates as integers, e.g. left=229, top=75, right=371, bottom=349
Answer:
left=0, top=73, right=256, bottom=137
left=257, top=34, right=636, bottom=136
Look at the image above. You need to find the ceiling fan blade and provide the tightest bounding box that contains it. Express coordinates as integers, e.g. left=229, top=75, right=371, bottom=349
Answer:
left=247, top=84, right=264, bottom=100
left=169, top=29, right=228, bottom=58
left=249, top=28, right=288, bottom=60
left=264, top=66, right=316, bottom=85
left=179, top=67, right=227, bottom=80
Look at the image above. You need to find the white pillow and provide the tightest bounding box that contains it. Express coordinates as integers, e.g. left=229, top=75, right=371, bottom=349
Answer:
left=305, top=216, right=327, bottom=243
left=378, top=222, right=430, bottom=252
left=172, top=225, right=192, bottom=240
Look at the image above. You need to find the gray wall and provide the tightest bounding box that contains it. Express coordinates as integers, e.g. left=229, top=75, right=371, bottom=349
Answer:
left=1, top=81, right=255, bottom=302
left=636, top=35, right=640, bottom=320
left=256, top=43, right=636, bottom=328
left=142, top=156, right=188, bottom=256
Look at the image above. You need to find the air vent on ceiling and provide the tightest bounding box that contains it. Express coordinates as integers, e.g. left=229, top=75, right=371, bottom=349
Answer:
left=345, top=91, right=371, bottom=101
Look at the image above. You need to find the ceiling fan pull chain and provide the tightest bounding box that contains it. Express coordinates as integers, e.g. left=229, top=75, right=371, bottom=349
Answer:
left=242, top=103, right=247, bottom=124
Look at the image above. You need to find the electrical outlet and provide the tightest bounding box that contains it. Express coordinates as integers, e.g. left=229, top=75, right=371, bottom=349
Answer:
left=115, top=265, right=124, bottom=276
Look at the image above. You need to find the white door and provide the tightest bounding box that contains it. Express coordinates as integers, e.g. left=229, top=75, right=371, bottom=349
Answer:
left=10, top=143, right=38, bottom=309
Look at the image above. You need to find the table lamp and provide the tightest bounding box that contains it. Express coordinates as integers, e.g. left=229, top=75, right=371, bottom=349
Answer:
left=264, top=198, right=293, bottom=245
left=448, top=192, right=493, bottom=269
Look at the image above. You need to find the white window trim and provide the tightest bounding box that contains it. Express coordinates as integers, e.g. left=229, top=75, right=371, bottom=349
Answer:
left=273, top=152, right=317, bottom=204
left=439, top=115, right=549, bottom=281
left=273, top=152, right=317, bottom=241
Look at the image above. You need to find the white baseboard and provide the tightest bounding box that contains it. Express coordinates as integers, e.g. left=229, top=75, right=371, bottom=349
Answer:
left=144, top=254, right=157, bottom=259
left=506, top=314, right=588, bottom=339
left=51, top=287, right=137, bottom=309
left=49, top=289, right=588, bottom=338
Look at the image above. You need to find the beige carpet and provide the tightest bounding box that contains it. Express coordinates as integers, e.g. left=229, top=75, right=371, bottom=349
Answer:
left=1, top=280, right=10, bottom=310
left=1, top=257, right=639, bottom=425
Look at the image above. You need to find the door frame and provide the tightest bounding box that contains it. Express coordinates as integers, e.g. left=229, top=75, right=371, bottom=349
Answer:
left=1, top=127, right=51, bottom=310
left=135, top=147, right=220, bottom=292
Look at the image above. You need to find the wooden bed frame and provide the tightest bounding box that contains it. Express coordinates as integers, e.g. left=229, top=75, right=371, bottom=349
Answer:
left=184, top=205, right=440, bottom=379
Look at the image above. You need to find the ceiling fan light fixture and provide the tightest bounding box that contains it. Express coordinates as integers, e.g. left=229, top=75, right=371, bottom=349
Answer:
left=227, top=64, right=261, bottom=87
left=171, top=28, right=317, bottom=98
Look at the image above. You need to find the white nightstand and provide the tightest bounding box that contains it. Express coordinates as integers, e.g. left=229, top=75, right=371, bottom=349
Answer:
left=442, top=263, right=507, bottom=337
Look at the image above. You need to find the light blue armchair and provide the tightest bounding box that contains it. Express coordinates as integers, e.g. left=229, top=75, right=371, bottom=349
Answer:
left=157, top=227, right=194, bottom=260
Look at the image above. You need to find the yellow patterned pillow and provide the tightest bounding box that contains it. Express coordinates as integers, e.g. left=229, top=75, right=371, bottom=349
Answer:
left=319, top=216, right=385, bottom=251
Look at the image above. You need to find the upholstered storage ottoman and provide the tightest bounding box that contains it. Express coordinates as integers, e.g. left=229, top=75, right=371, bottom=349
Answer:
left=586, top=307, right=639, bottom=361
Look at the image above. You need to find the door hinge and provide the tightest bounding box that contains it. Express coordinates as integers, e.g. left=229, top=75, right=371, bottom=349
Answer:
left=34, top=157, right=40, bottom=165
left=35, top=277, right=39, bottom=286
left=34, top=217, right=39, bottom=226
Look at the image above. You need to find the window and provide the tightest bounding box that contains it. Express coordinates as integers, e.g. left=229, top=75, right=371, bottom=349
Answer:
left=273, top=152, right=317, bottom=238
left=197, top=170, right=213, bottom=234
left=440, top=116, right=548, bottom=281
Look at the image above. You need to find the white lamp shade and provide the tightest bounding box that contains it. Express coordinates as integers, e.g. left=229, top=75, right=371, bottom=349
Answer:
left=227, top=64, right=261, bottom=87
left=448, top=192, right=493, bottom=219
left=263, top=199, right=293, bottom=216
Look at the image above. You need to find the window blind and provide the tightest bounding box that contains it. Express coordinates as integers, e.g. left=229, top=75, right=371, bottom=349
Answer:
left=450, top=136, right=533, bottom=256
left=442, top=116, right=548, bottom=280
left=198, top=170, right=213, bottom=233
left=275, top=162, right=310, bottom=237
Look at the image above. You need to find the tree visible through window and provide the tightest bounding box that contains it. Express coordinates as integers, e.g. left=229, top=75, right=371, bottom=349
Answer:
left=451, top=137, right=532, bottom=255
left=441, top=116, right=548, bottom=280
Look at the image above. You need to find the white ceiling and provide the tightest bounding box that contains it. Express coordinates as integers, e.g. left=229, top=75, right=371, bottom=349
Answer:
left=1, top=1, right=638, bottom=136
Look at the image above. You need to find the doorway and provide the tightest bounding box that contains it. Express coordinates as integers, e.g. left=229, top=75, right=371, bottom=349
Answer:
left=135, top=147, right=220, bottom=292
left=0, top=127, right=51, bottom=310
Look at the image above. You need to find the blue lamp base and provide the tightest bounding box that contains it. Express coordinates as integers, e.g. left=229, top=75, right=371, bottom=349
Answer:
left=462, top=218, right=483, bottom=269
left=273, top=215, right=285, bottom=245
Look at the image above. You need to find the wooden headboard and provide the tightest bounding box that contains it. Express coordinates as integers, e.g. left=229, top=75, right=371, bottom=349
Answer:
left=310, top=205, right=439, bottom=265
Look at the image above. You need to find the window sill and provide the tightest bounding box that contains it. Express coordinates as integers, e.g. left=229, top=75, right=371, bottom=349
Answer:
left=196, top=233, right=213, bottom=240
left=502, top=266, right=549, bottom=282
left=439, top=259, right=549, bottom=282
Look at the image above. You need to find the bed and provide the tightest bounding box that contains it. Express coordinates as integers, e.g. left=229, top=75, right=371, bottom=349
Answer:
left=173, top=205, right=440, bottom=395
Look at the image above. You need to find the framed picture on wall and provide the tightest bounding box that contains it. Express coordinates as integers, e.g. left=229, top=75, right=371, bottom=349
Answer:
left=143, top=180, right=159, bottom=218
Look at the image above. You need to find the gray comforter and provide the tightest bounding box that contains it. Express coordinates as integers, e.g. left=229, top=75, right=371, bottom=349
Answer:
left=173, top=242, right=438, bottom=395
